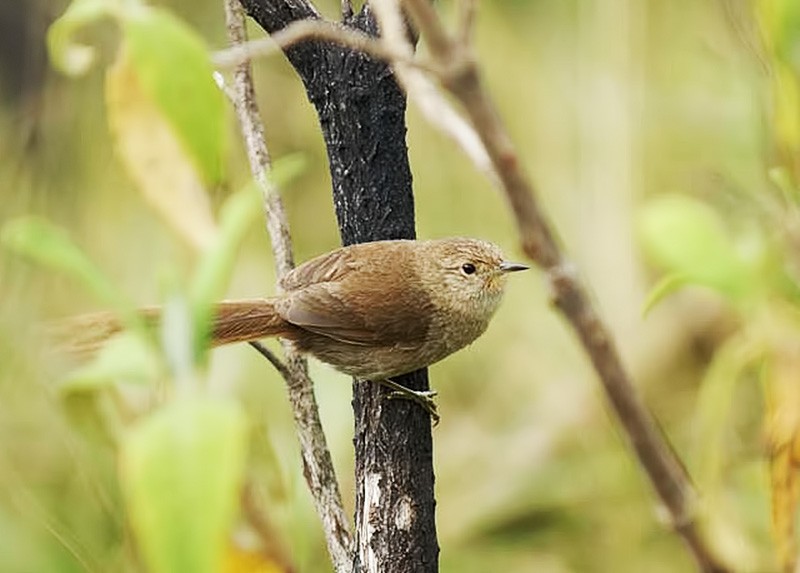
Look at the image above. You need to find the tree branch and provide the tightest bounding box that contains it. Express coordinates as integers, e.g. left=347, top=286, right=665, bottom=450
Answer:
left=341, top=0, right=353, bottom=20
left=455, top=0, right=477, bottom=48
left=212, top=19, right=430, bottom=72
left=223, top=3, right=353, bottom=572
left=247, top=340, right=291, bottom=379
left=213, top=8, right=494, bottom=184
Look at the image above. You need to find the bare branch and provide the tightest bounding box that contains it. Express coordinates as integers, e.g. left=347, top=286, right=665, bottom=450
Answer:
left=223, top=2, right=354, bottom=572
left=216, top=7, right=494, bottom=184
left=456, top=0, right=478, bottom=48
left=213, top=19, right=430, bottom=72
left=341, top=0, right=353, bottom=20
left=369, top=0, right=731, bottom=570
left=247, top=340, right=290, bottom=379
left=400, top=0, right=450, bottom=61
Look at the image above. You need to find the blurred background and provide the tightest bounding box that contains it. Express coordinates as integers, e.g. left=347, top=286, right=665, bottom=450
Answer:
left=0, top=0, right=781, bottom=571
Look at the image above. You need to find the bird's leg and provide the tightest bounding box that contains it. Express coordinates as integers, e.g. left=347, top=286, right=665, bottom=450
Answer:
left=377, top=378, right=440, bottom=425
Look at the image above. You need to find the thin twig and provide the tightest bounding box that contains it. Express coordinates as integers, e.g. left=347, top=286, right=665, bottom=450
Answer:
left=456, top=0, right=478, bottom=48
left=377, top=0, right=729, bottom=570
left=247, top=340, right=291, bottom=379
left=341, top=0, right=353, bottom=20
left=222, top=2, right=354, bottom=572
left=214, top=7, right=494, bottom=183
left=213, top=19, right=431, bottom=72
left=403, top=0, right=451, bottom=60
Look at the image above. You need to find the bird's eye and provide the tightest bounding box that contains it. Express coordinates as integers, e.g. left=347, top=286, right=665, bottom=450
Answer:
left=461, top=263, right=476, bottom=275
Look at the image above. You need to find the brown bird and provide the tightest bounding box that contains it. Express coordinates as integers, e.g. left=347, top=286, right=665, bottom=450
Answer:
left=64, top=237, right=528, bottom=419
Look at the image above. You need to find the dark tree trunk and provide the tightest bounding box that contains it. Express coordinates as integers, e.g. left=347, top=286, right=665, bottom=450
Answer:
left=238, top=1, right=439, bottom=571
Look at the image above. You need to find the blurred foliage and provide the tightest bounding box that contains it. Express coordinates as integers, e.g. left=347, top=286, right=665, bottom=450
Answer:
left=3, top=0, right=800, bottom=572
left=637, top=1, right=800, bottom=571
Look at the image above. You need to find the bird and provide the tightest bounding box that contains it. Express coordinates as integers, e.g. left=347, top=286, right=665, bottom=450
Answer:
left=61, top=237, right=529, bottom=420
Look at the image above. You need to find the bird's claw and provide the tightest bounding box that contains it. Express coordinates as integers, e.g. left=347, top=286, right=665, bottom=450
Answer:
left=379, top=380, right=440, bottom=425
left=387, top=389, right=440, bottom=424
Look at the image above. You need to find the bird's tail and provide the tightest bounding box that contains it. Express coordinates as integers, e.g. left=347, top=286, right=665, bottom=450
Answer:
left=53, top=298, right=295, bottom=356
left=209, top=299, right=295, bottom=345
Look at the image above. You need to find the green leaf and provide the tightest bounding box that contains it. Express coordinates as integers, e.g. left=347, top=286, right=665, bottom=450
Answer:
left=159, top=295, right=196, bottom=384
left=641, top=273, right=688, bottom=316
left=47, top=0, right=118, bottom=76
left=767, top=0, right=800, bottom=73
left=61, top=332, right=160, bottom=393
left=61, top=392, right=121, bottom=448
left=1, top=217, right=130, bottom=311
left=188, top=155, right=307, bottom=360
left=188, top=185, right=262, bottom=360
left=639, top=194, right=752, bottom=300
left=120, top=397, right=247, bottom=573
left=121, top=6, right=225, bottom=183
left=692, top=333, right=761, bottom=493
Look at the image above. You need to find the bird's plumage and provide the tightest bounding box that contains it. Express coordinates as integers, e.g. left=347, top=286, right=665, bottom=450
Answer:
left=60, top=238, right=527, bottom=381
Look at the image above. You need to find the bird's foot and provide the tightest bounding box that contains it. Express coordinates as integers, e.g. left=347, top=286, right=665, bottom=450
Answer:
left=379, top=378, right=440, bottom=425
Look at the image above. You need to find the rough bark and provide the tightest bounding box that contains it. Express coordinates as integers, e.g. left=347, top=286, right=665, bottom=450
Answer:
left=239, top=1, right=439, bottom=571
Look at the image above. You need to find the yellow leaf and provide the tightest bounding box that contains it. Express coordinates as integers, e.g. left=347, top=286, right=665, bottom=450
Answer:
left=106, top=48, right=218, bottom=251
left=221, top=544, right=286, bottom=573
left=765, top=344, right=800, bottom=572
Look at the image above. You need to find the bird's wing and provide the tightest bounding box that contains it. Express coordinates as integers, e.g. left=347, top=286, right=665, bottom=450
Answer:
left=276, top=284, right=379, bottom=345
left=276, top=243, right=430, bottom=346
left=279, top=247, right=357, bottom=293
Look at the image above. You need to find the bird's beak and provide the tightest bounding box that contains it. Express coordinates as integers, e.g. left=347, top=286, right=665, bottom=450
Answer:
left=499, top=261, right=529, bottom=273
